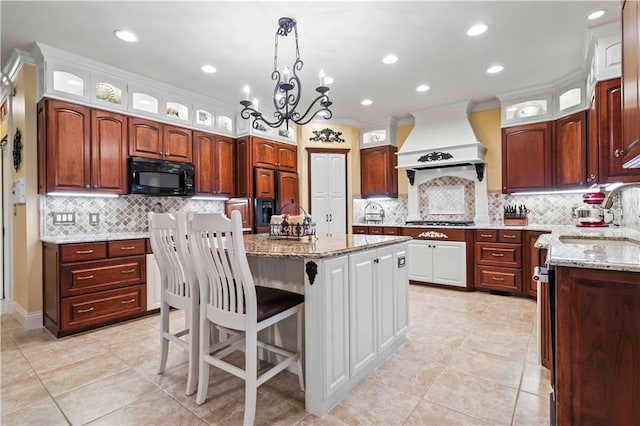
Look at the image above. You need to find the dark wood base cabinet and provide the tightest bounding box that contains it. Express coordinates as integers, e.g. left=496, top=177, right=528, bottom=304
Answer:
left=555, top=267, right=640, bottom=425
left=43, top=239, right=148, bottom=337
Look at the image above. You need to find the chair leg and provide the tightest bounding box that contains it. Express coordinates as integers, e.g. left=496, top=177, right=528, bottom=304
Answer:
left=196, top=314, right=211, bottom=405
left=158, top=302, right=170, bottom=374
left=296, top=308, right=305, bottom=392
left=185, top=301, right=199, bottom=396
left=244, top=332, right=258, bottom=426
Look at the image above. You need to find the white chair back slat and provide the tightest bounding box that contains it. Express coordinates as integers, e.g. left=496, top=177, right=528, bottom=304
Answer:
left=189, top=211, right=257, bottom=331
left=149, top=213, right=189, bottom=299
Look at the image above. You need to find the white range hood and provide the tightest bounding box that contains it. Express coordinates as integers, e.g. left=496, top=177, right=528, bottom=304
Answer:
left=398, top=102, right=490, bottom=225
left=397, top=102, right=486, bottom=174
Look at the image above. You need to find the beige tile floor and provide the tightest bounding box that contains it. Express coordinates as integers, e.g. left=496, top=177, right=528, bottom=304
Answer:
left=0, top=285, right=551, bottom=425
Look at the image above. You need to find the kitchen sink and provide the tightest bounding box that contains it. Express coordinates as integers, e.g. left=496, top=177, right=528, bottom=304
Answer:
left=558, top=236, right=640, bottom=247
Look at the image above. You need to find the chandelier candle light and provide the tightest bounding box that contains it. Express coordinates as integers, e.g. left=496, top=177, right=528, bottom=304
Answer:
left=240, top=17, right=333, bottom=130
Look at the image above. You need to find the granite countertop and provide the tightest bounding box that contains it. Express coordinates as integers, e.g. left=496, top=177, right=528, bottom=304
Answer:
left=534, top=226, right=640, bottom=273
left=352, top=222, right=561, bottom=231
left=41, top=232, right=150, bottom=244
left=243, top=233, right=411, bottom=259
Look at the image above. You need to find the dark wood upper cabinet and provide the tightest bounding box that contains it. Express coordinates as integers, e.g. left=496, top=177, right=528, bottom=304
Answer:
left=597, top=78, right=639, bottom=182
left=163, top=125, right=192, bottom=163
left=235, top=136, right=251, bottom=198
left=554, top=111, right=587, bottom=188
left=277, top=171, right=299, bottom=212
left=360, top=145, right=398, bottom=198
left=277, top=144, right=297, bottom=171
left=194, top=132, right=235, bottom=197
left=128, top=117, right=162, bottom=160
left=38, top=100, right=127, bottom=194
left=253, top=138, right=278, bottom=168
left=128, top=118, right=192, bottom=163
left=38, top=99, right=91, bottom=193
left=502, top=122, right=552, bottom=193
left=621, top=0, right=640, bottom=167
left=91, top=110, right=128, bottom=194
left=254, top=167, right=275, bottom=199
left=252, top=137, right=297, bottom=171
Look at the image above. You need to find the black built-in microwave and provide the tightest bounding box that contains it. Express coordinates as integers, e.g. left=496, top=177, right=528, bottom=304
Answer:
left=128, top=157, right=195, bottom=196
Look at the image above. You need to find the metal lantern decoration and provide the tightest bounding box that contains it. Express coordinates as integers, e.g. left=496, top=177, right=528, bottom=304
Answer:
left=240, top=17, right=333, bottom=130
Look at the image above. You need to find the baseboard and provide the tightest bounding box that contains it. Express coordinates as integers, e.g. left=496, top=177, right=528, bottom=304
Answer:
left=10, top=300, right=43, bottom=330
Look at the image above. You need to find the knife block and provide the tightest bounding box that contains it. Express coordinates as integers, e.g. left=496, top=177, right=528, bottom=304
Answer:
left=503, top=217, right=528, bottom=226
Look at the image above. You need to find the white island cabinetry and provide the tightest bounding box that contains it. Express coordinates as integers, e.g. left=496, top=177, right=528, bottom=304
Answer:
left=244, top=234, right=409, bottom=417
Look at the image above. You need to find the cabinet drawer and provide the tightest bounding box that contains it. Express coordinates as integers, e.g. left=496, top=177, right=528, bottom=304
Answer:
left=108, top=239, right=146, bottom=257
left=475, top=266, right=522, bottom=292
left=475, top=230, right=497, bottom=242
left=368, top=227, right=383, bottom=235
left=353, top=226, right=368, bottom=234
left=61, top=284, right=146, bottom=332
left=475, top=243, right=522, bottom=268
left=383, top=227, right=399, bottom=235
left=61, top=256, right=146, bottom=297
left=61, top=242, right=107, bottom=263
left=498, top=230, right=522, bottom=243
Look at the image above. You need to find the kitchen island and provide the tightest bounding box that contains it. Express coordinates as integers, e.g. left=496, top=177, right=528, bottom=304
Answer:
left=535, top=227, right=640, bottom=425
left=244, top=233, right=411, bottom=416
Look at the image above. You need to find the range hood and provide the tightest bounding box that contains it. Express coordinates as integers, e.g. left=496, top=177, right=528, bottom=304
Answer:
left=397, top=102, right=487, bottom=181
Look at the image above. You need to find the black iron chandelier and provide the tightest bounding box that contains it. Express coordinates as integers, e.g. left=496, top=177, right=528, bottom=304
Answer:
left=240, top=17, right=333, bottom=130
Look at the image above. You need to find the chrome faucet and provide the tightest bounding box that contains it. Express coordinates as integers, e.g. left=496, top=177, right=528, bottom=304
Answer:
left=601, top=183, right=640, bottom=209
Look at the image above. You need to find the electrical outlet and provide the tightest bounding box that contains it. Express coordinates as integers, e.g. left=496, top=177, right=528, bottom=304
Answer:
left=53, top=212, right=75, bottom=225
left=89, top=213, right=99, bottom=225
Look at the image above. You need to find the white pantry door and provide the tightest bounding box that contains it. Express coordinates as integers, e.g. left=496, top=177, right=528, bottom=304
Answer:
left=310, top=152, right=347, bottom=234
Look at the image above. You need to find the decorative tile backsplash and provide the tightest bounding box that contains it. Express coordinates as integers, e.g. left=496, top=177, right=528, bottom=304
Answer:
left=354, top=187, right=626, bottom=226
left=41, top=195, right=225, bottom=237
left=418, top=176, right=475, bottom=222
left=621, top=187, right=640, bottom=228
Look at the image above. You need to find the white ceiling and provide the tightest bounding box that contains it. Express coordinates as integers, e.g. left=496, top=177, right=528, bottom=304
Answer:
left=1, top=1, right=620, bottom=124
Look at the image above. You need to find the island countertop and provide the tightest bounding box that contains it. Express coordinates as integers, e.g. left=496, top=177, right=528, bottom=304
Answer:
left=243, top=233, right=411, bottom=259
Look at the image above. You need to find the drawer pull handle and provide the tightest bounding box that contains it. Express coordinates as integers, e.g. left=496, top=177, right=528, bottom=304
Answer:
left=119, top=246, right=136, bottom=250
left=491, top=253, right=505, bottom=257
left=480, top=234, right=493, bottom=238
left=121, top=269, right=136, bottom=274
left=76, top=249, right=94, bottom=254
left=492, top=277, right=505, bottom=281
left=503, top=235, right=516, bottom=239
left=76, top=275, right=94, bottom=281
left=77, top=307, right=94, bottom=313
left=121, top=299, right=136, bottom=304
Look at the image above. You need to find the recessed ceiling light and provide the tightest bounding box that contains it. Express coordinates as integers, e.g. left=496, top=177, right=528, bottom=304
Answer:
left=382, top=55, right=398, bottom=65
left=361, top=99, right=373, bottom=106
left=200, top=64, right=216, bottom=74
left=323, top=76, right=334, bottom=85
left=416, top=84, right=430, bottom=92
left=467, top=24, right=488, bottom=36
left=113, top=29, right=138, bottom=42
left=487, top=65, right=504, bottom=74
left=588, top=9, right=606, bottom=20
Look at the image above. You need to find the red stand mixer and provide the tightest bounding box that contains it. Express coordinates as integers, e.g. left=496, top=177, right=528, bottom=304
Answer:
left=575, top=192, right=613, bottom=227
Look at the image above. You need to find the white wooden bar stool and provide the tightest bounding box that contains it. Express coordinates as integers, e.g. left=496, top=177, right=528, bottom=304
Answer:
left=148, top=212, right=199, bottom=395
left=184, top=211, right=304, bottom=426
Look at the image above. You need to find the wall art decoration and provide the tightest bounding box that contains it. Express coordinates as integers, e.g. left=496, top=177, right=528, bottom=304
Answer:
left=309, top=128, right=345, bottom=143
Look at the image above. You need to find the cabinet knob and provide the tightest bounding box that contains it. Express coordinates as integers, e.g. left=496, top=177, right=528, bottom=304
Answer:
left=614, top=149, right=625, bottom=158
left=85, top=184, right=90, bottom=189
left=165, top=152, right=170, bottom=156
left=586, top=174, right=597, bottom=183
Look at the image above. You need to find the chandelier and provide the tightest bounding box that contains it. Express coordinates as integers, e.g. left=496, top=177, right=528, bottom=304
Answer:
left=240, top=17, right=333, bottom=130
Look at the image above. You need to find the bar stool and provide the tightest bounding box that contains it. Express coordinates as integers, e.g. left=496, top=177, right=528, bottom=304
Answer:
left=184, top=211, right=304, bottom=426
left=148, top=212, right=199, bottom=395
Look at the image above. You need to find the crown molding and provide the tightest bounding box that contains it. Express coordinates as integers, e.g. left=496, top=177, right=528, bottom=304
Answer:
left=469, top=98, right=501, bottom=112
left=2, top=49, right=35, bottom=82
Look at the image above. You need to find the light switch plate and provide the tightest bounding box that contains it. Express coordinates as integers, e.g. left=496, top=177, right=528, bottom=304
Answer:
left=53, top=212, right=75, bottom=225
left=89, top=213, right=99, bottom=225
